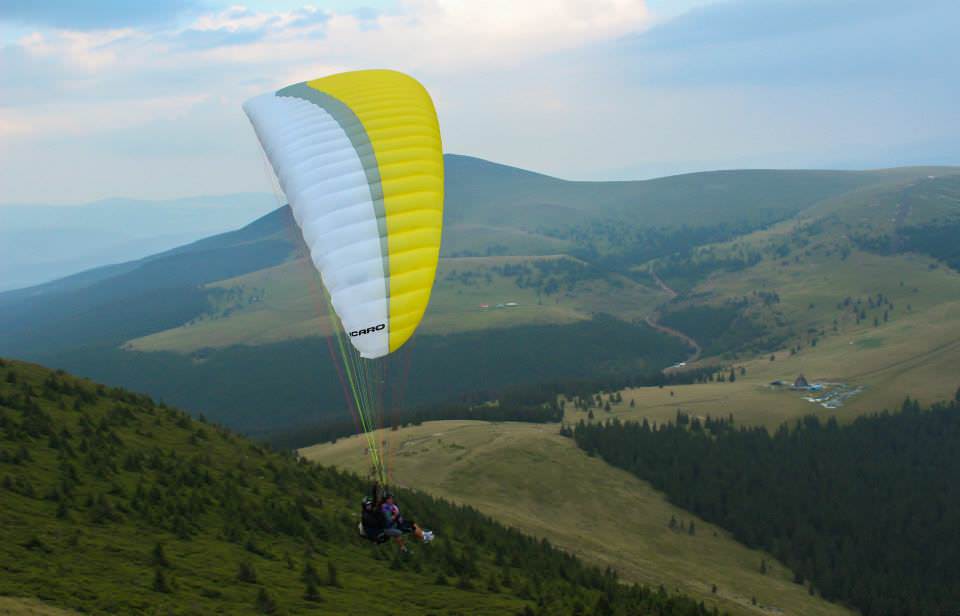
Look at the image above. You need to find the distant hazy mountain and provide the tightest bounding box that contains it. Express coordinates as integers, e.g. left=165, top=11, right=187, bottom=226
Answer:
left=0, top=193, right=277, bottom=291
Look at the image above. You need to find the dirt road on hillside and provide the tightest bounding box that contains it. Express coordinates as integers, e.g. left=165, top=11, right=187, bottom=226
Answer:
left=645, top=268, right=702, bottom=365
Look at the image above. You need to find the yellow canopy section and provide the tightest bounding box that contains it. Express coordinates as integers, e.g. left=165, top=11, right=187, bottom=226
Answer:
left=305, top=70, right=444, bottom=354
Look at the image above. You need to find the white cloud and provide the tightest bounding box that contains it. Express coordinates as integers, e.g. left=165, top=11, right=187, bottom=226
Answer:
left=0, top=0, right=651, bottom=201
left=1, top=0, right=956, bottom=202
left=17, top=28, right=138, bottom=72
left=0, top=94, right=207, bottom=138
left=345, top=0, right=649, bottom=70
left=161, top=0, right=650, bottom=78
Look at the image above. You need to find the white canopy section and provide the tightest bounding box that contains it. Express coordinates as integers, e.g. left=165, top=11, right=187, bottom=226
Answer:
left=244, top=93, right=389, bottom=358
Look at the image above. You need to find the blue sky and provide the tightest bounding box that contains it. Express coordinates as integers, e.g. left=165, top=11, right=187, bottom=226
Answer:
left=1, top=0, right=957, bottom=203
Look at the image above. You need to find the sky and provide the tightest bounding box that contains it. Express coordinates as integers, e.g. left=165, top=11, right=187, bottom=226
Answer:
left=1, top=0, right=957, bottom=203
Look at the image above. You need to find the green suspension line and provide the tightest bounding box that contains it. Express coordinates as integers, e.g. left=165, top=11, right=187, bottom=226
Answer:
left=323, top=291, right=387, bottom=487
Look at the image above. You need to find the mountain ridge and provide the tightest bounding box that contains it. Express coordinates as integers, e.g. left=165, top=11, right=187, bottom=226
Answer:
left=2, top=155, right=958, bottom=434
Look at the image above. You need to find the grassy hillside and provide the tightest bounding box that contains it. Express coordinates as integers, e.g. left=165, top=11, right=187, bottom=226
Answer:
left=650, top=171, right=960, bottom=351
left=0, top=358, right=714, bottom=616
left=303, top=421, right=852, bottom=616
left=585, top=273, right=960, bottom=432
left=0, top=596, right=77, bottom=615
left=126, top=254, right=666, bottom=353
left=605, top=171, right=960, bottom=427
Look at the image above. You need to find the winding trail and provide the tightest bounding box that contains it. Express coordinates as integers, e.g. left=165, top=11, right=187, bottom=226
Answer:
left=644, top=268, right=702, bottom=365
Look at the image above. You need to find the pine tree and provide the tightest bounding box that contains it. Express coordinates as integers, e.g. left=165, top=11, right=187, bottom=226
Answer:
left=255, top=588, right=278, bottom=614
left=153, top=569, right=171, bottom=593
left=151, top=542, right=169, bottom=567
left=302, top=561, right=319, bottom=584
left=303, top=578, right=322, bottom=602
left=594, top=594, right=614, bottom=616
left=327, top=561, right=340, bottom=587
left=237, top=561, right=257, bottom=583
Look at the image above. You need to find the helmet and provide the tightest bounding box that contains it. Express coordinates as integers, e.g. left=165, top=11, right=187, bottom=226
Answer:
left=383, top=491, right=394, bottom=500
left=362, top=496, right=373, bottom=507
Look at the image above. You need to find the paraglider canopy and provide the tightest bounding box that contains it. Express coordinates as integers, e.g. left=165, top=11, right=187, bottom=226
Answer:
left=243, top=69, right=444, bottom=359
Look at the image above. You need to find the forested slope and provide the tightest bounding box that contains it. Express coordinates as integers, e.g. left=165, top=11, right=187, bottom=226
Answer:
left=570, top=398, right=960, bottom=615
left=0, top=358, right=714, bottom=615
